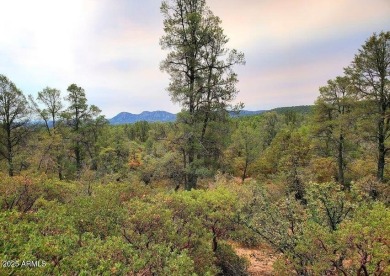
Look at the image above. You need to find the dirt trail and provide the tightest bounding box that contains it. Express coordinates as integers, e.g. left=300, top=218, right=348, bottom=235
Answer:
left=233, top=243, right=277, bottom=276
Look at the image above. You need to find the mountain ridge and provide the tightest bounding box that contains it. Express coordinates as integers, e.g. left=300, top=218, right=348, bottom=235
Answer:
left=108, top=105, right=313, bottom=124
left=109, top=111, right=176, bottom=125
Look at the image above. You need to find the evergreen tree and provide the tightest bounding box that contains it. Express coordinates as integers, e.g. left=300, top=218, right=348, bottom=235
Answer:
left=314, top=76, right=355, bottom=188
left=0, top=75, right=30, bottom=176
left=160, top=0, right=245, bottom=190
left=345, top=31, right=390, bottom=182
left=63, top=84, right=105, bottom=176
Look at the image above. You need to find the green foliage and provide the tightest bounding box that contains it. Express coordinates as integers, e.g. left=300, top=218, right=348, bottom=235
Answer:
left=353, top=176, right=390, bottom=204
left=130, top=121, right=150, bottom=142
left=313, top=76, right=356, bottom=188
left=121, top=187, right=239, bottom=275
left=237, top=183, right=307, bottom=257
left=345, top=31, right=390, bottom=182
left=141, top=150, right=184, bottom=188
left=270, top=105, right=313, bottom=115
left=238, top=180, right=390, bottom=275
left=0, top=174, right=78, bottom=212
left=2, top=28, right=390, bottom=276
left=306, top=182, right=356, bottom=231
left=0, top=180, right=246, bottom=275
left=0, top=203, right=78, bottom=275
left=70, top=192, right=125, bottom=239
left=29, top=86, right=63, bottom=132
left=337, top=203, right=390, bottom=275
left=215, top=243, right=249, bottom=276
left=227, top=123, right=261, bottom=181
left=160, top=0, right=245, bottom=190
left=96, top=126, right=130, bottom=178
left=261, top=111, right=282, bottom=148
left=0, top=74, right=30, bottom=176
left=61, top=83, right=106, bottom=177
left=306, top=157, right=337, bottom=183
left=255, top=127, right=311, bottom=201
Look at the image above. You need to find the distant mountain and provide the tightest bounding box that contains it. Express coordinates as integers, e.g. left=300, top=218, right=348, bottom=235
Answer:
left=229, top=110, right=266, bottom=117
left=109, top=109, right=267, bottom=124
left=270, top=105, right=313, bottom=114
left=109, top=111, right=177, bottom=125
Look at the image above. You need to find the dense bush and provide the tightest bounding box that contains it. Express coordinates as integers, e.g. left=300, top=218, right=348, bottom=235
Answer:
left=237, top=181, right=390, bottom=275
left=215, top=243, right=249, bottom=276
left=0, top=177, right=248, bottom=275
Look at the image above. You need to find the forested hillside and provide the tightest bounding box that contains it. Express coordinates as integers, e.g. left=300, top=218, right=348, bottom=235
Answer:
left=0, top=0, right=389, bottom=275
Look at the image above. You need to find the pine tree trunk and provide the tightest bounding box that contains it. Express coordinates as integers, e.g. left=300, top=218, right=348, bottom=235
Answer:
left=186, top=146, right=197, bottom=190
left=377, top=118, right=385, bottom=182
left=337, top=134, right=345, bottom=188
left=75, top=141, right=82, bottom=177
left=7, top=126, right=13, bottom=176
left=242, top=158, right=248, bottom=183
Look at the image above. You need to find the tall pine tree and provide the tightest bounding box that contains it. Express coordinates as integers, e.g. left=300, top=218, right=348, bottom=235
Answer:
left=160, top=0, right=245, bottom=190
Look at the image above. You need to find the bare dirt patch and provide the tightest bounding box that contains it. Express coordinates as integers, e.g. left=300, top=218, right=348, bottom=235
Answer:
left=233, top=243, right=278, bottom=276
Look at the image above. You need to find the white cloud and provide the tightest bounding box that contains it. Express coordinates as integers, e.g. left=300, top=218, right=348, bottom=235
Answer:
left=208, top=0, right=390, bottom=51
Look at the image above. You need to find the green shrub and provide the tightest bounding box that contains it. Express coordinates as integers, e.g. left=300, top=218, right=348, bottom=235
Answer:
left=215, top=243, right=249, bottom=276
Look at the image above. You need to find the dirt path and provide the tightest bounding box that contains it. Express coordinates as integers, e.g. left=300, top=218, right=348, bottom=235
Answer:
left=233, top=243, right=277, bottom=276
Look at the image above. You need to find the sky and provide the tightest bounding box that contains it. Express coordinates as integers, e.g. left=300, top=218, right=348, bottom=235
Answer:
left=0, top=0, right=389, bottom=118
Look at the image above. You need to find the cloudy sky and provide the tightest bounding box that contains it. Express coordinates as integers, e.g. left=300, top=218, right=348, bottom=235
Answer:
left=0, top=0, right=389, bottom=118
